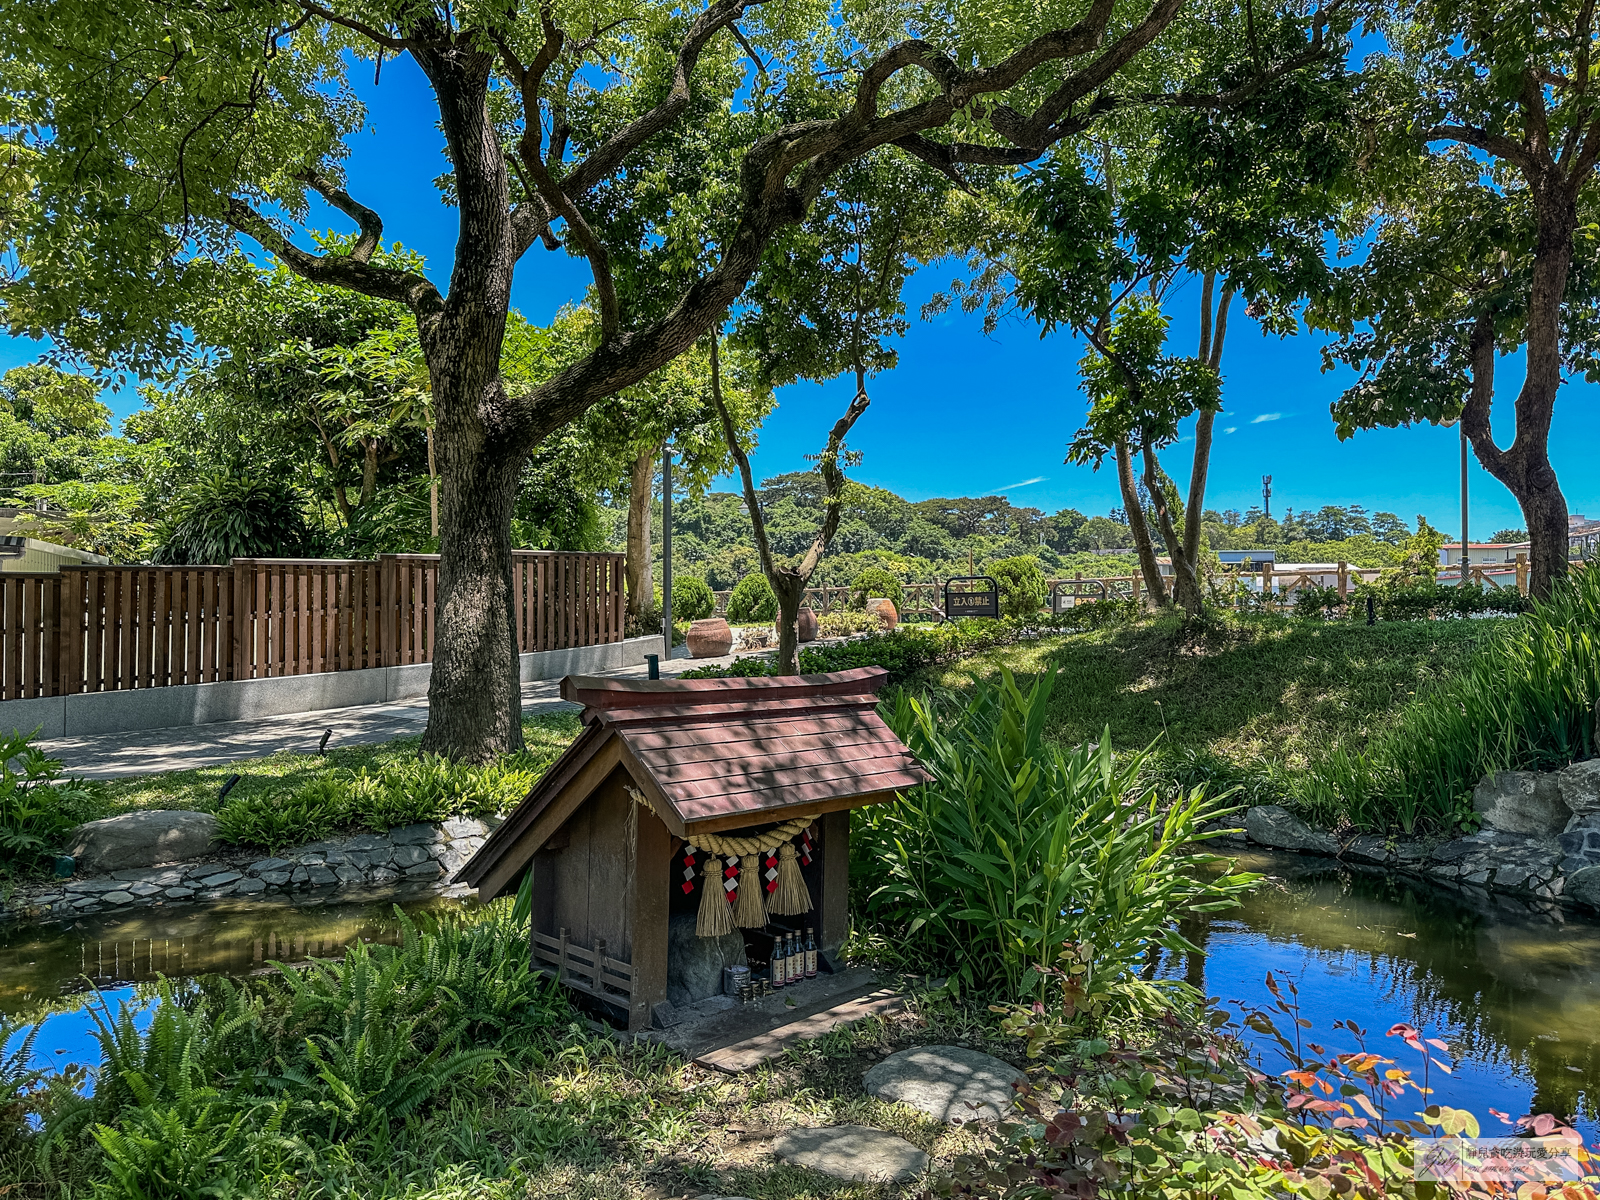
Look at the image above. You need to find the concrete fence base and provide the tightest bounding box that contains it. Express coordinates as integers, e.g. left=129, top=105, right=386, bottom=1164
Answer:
left=0, top=635, right=664, bottom=739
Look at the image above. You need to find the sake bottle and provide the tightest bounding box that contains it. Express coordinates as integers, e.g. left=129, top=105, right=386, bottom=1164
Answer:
left=787, top=932, right=801, bottom=984
left=770, top=936, right=785, bottom=989
left=804, top=926, right=818, bottom=978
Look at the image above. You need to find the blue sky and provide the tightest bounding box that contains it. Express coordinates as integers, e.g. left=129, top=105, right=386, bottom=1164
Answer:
left=4, top=51, right=1597, bottom=536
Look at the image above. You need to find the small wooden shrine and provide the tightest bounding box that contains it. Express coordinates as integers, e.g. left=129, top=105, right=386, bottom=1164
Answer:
left=454, top=666, right=928, bottom=1031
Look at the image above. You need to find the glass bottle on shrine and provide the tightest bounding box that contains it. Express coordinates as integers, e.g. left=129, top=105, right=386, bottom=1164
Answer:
left=787, top=932, right=802, bottom=984
left=804, top=926, right=818, bottom=978
left=769, top=938, right=785, bottom=989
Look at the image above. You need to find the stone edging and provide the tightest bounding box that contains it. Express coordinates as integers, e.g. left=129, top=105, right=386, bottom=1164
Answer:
left=3, top=817, right=494, bottom=923
left=1228, top=803, right=1598, bottom=911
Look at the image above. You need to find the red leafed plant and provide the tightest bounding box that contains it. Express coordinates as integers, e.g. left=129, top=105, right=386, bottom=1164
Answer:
left=932, top=966, right=1600, bottom=1200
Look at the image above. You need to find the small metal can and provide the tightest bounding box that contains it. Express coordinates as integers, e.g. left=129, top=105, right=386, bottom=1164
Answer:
left=724, top=965, right=750, bottom=997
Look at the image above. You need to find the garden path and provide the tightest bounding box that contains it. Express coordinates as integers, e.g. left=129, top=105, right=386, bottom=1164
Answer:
left=36, top=646, right=734, bottom=779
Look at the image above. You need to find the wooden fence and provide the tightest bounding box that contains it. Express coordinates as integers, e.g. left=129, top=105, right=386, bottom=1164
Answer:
left=0, top=551, right=625, bottom=702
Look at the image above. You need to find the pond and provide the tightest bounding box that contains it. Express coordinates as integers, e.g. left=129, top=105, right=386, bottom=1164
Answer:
left=1175, top=850, right=1600, bottom=1139
left=1, top=888, right=471, bottom=1078
left=4, top=853, right=1599, bottom=1140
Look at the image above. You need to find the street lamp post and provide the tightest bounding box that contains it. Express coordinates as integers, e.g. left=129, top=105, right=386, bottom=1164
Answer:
left=661, top=441, right=673, bottom=657
left=1460, top=421, right=1469, bottom=587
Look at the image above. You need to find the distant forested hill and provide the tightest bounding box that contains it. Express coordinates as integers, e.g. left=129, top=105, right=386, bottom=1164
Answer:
left=604, top=470, right=1424, bottom=589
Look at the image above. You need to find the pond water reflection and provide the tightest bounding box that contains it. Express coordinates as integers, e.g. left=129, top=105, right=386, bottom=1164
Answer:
left=0, top=888, right=473, bottom=1078
left=1178, top=850, right=1600, bottom=1137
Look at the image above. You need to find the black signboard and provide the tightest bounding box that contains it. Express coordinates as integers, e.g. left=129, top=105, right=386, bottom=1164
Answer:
left=943, top=576, right=1000, bottom=619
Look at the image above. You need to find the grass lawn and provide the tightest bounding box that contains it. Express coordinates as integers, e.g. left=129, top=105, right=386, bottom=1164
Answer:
left=913, top=613, right=1493, bottom=775
left=98, top=711, right=582, bottom=819
left=363, top=991, right=998, bottom=1200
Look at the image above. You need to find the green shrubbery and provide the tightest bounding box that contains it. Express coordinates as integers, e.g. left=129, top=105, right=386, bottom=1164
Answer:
left=26, top=901, right=569, bottom=1195
left=1297, top=562, right=1600, bottom=833
left=987, top=554, right=1049, bottom=619
left=856, top=669, right=1255, bottom=1001
left=682, top=601, right=1138, bottom=684
left=671, top=575, right=715, bottom=621
left=848, top=566, right=903, bottom=612
left=1346, top=576, right=1530, bottom=621
left=0, top=732, right=107, bottom=876
left=724, top=572, right=777, bottom=623
left=214, top=754, right=541, bottom=851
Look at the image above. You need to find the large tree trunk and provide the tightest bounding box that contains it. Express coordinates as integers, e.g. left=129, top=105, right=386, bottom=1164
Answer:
left=1144, top=444, right=1202, bottom=615
left=771, top=573, right=805, bottom=677
left=626, top=449, right=655, bottom=626
left=1117, top=439, right=1168, bottom=607
left=416, top=47, right=524, bottom=762
left=1461, top=194, right=1573, bottom=600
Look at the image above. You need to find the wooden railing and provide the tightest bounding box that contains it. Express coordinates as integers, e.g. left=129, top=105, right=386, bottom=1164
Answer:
left=0, top=551, right=625, bottom=702
left=700, top=555, right=1537, bottom=628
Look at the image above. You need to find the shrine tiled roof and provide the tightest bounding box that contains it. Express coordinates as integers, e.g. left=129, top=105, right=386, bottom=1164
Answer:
left=456, top=667, right=929, bottom=891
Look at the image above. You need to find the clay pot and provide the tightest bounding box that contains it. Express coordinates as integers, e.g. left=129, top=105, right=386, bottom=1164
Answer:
left=797, top=608, right=818, bottom=643
left=687, top=617, right=734, bottom=658
left=864, top=597, right=899, bottom=631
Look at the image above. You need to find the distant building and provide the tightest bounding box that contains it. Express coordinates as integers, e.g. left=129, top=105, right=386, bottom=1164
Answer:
left=0, top=507, right=111, bottom=573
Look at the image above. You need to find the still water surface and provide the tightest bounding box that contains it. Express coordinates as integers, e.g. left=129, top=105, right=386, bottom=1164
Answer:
left=1, top=890, right=469, bottom=1077
left=1177, top=850, right=1600, bottom=1138
left=3, top=855, right=1598, bottom=1136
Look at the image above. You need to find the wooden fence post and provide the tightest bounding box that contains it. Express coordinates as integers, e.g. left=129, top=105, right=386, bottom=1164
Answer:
left=1516, top=553, right=1529, bottom=597
left=1337, top=561, right=1348, bottom=602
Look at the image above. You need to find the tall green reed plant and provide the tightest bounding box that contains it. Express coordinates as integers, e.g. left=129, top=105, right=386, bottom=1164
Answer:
left=856, top=668, right=1256, bottom=1004
left=1296, top=562, right=1600, bottom=833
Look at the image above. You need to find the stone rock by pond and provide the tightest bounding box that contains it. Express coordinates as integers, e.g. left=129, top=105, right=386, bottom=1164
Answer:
left=1473, top=771, right=1570, bottom=836
left=1564, top=865, right=1600, bottom=911
left=67, top=810, right=218, bottom=873
left=1246, top=806, right=1338, bottom=855
left=772, top=1125, right=929, bottom=1183
left=666, top=911, right=747, bottom=1007
left=863, top=1045, right=1024, bottom=1122
left=1556, top=759, right=1600, bottom=814
left=1560, top=812, right=1600, bottom=871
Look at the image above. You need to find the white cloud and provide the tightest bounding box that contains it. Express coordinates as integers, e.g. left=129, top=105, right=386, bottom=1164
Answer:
left=1250, top=413, right=1283, bottom=424
left=1223, top=426, right=1238, bottom=434
left=992, top=475, right=1047, bottom=491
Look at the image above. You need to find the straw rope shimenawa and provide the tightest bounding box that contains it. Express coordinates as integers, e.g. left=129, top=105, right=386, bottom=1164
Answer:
left=626, top=788, right=819, bottom=936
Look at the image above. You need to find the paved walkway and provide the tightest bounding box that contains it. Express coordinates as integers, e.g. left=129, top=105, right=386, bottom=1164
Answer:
left=38, top=647, right=736, bottom=780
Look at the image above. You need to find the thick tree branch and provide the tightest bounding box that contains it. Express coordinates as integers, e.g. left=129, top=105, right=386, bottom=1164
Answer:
left=294, top=169, right=384, bottom=262
left=560, top=0, right=755, bottom=198
left=1461, top=309, right=1511, bottom=479
left=1425, top=123, right=1542, bottom=178
left=222, top=197, right=444, bottom=311
left=294, top=1, right=410, bottom=51
left=527, top=156, right=620, bottom=337
left=505, top=0, right=1213, bottom=444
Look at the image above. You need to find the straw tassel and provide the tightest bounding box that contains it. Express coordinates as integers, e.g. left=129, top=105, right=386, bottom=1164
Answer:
left=696, top=856, right=734, bottom=938
left=769, top=841, right=812, bottom=916
left=734, top=853, right=767, bottom=927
